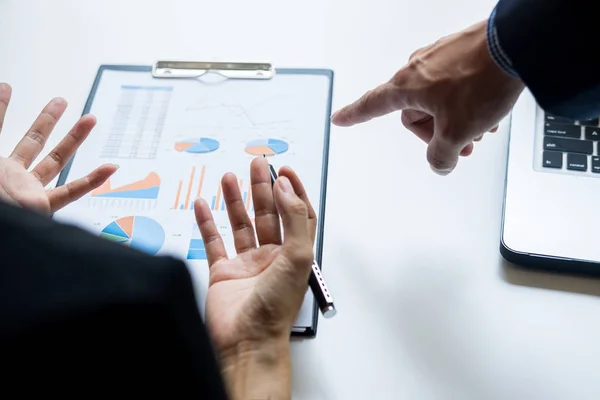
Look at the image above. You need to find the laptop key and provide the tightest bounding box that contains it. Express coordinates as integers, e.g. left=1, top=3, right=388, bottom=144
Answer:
left=544, top=137, right=593, bottom=154
left=584, top=126, right=600, bottom=140
left=545, top=122, right=581, bottom=138
left=542, top=151, right=563, bottom=168
left=545, top=113, right=575, bottom=124
left=593, top=157, right=600, bottom=173
left=567, top=153, right=587, bottom=171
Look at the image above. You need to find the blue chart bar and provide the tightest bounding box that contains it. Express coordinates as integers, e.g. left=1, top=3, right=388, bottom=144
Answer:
left=211, top=192, right=226, bottom=211
left=187, top=227, right=207, bottom=260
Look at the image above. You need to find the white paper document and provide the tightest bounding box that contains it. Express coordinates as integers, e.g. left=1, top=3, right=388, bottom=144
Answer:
left=54, top=67, right=332, bottom=333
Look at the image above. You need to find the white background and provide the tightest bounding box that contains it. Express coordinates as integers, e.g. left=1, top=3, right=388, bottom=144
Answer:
left=3, top=1, right=600, bottom=399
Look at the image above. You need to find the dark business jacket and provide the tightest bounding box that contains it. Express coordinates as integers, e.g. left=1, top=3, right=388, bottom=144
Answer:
left=495, top=0, right=600, bottom=120
left=0, top=201, right=228, bottom=398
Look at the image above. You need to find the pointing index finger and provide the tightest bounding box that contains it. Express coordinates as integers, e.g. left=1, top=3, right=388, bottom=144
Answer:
left=331, top=81, right=407, bottom=127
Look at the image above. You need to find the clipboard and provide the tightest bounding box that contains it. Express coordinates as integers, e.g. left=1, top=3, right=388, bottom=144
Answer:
left=54, top=61, right=334, bottom=337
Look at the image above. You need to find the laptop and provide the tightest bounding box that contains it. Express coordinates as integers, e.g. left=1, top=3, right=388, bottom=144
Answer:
left=501, top=89, right=600, bottom=274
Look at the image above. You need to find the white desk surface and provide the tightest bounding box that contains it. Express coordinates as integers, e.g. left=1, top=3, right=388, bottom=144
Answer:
left=2, top=1, right=600, bottom=399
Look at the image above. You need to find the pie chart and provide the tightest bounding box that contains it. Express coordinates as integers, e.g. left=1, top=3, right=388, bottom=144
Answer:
left=245, top=138, right=289, bottom=156
left=175, top=138, right=220, bottom=154
left=100, top=216, right=165, bottom=255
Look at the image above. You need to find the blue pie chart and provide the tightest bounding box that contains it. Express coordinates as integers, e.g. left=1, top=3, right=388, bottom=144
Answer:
left=100, top=216, right=165, bottom=255
left=175, top=138, right=220, bottom=154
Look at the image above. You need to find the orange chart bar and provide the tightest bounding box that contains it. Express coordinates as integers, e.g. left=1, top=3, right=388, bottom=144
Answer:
left=173, top=181, right=183, bottom=209
left=184, top=167, right=196, bottom=210
left=195, top=166, right=206, bottom=199
left=214, top=184, right=222, bottom=211
left=245, top=182, right=252, bottom=212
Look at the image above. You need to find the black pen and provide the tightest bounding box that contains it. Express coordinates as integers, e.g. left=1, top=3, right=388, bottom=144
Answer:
left=268, top=162, right=337, bottom=318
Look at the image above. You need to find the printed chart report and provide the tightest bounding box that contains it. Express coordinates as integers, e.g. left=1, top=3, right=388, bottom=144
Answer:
left=54, top=67, right=332, bottom=332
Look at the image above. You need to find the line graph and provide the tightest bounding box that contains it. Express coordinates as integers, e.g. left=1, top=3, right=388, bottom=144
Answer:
left=182, top=95, right=295, bottom=130
left=185, top=103, right=291, bottom=127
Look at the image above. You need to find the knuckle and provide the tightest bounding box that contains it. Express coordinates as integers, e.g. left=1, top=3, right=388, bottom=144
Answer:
left=203, top=231, right=222, bottom=245
left=47, top=150, right=64, bottom=166
left=64, top=181, right=76, bottom=196
left=402, top=109, right=432, bottom=126
left=230, top=221, right=253, bottom=233
left=254, top=207, right=278, bottom=218
left=408, top=43, right=431, bottom=61
left=25, top=128, right=46, bottom=146
left=40, top=111, right=58, bottom=124
left=288, top=200, right=308, bottom=216
left=409, top=49, right=420, bottom=61
left=30, top=170, right=43, bottom=181
left=401, top=112, right=414, bottom=128
left=408, top=54, right=426, bottom=70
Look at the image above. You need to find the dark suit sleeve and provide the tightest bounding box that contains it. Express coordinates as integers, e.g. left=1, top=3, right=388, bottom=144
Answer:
left=491, top=0, right=600, bottom=120
left=0, top=202, right=228, bottom=398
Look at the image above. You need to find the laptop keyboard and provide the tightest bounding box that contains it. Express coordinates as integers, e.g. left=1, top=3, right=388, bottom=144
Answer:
left=543, top=113, right=600, bottom=173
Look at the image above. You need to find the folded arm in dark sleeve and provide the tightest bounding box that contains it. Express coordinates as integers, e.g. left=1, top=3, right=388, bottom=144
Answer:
left=489, top=0, right=600, bottom=119
left=0, top=201, right=228, bottom=398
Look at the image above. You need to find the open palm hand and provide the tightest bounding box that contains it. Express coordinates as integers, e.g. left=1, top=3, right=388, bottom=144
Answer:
left=0, top=83, right=116, bottom=213
left=194, top=158, right=317, bottom=354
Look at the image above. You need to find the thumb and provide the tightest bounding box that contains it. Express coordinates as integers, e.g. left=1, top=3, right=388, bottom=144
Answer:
left=426, top=134, right=464, bottom=175
left=273, top=176, right=313, bottom=268
left=331, top=81, right=408, bottom=127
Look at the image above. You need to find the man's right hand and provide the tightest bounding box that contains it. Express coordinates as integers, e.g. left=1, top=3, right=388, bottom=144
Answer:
left=331, top=19, right=524, bottom=175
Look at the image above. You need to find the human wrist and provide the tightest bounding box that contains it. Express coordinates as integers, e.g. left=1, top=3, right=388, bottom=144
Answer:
left=219, top=338, right=292, bottom=400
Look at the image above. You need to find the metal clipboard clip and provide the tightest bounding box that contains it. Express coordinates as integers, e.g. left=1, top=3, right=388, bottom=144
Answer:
left=152, top=61, right=275, bottom=80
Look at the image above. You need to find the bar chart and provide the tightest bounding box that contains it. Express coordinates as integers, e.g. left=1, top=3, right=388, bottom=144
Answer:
left=172, top=166, right=206, bottom=211
left=187, top=224, right=207, bottom=260
left=210, top=179, right=254, bottom=213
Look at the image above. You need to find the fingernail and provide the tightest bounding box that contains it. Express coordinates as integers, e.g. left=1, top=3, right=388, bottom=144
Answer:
left=278, top=176, right=293, bottom=193
left=430, top=165, right=452, bottom=176
left=330, top=111, right=339, bottom=120
left=112, top=163, right=120, bottom=169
